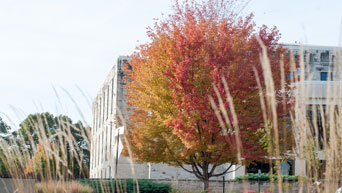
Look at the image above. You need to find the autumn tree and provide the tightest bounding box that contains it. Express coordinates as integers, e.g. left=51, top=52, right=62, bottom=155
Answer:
left=124, top=0, right=290, bottom=189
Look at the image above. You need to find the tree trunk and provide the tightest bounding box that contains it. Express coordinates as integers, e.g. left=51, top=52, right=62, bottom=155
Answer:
left=202, top=161, right=210, bottom=190
left=203, top=178, right=210, bottom=190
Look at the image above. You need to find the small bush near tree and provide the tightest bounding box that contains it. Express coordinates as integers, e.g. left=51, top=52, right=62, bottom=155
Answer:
left=78, top=179, right=171, bottom=193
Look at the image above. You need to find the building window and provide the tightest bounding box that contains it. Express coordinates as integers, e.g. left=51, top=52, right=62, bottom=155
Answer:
left=320, top=51, right=329, bottom=64
left=98, top=102, right=100, bottom=130
left=97, top=101, right=99, bottom=130
left=320, top=72, right=333, bottom=81
left=107, top=86, right=109, bottom=119
left=307, top=105, right=326, bottom=149
left=320, top=72, right=328, bottom=81
left=246, top=161, right=294, bottom=175
left=97, top=136, right=100, bottom=167
left=111, top=78, right=114, bottom=114
left=246, top=161, right=271, bottom=174
left=102, top=131, right=104, bottom=163
left=310, top=53, right=317, bottom=63
left=103, top=92, right=105, bottom=124
left=110, top=124, right=112, bottom=154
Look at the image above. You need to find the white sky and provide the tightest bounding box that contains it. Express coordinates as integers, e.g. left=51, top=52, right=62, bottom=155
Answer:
left=1, top=0, right=342, bottom=128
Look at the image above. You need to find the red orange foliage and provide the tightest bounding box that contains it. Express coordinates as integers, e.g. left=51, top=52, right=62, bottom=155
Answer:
left=124, top=0, right=290, bottom=188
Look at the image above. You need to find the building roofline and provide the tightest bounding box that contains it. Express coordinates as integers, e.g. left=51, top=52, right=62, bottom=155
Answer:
left=280, top=43, right=342, bottom=50
left=92, top=56, right=131, bottom=106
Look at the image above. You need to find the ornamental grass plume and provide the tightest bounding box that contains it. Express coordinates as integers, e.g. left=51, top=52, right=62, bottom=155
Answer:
left=35, top=181, right=93, bottom=193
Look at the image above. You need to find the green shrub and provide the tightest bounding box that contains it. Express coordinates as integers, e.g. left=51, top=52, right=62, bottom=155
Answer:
left=230, top=173, right=299, bottom=182
left=78, top=179, right=171, bottom=193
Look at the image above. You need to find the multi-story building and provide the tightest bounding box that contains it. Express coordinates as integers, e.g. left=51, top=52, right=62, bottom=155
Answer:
left=90, top=56, right=132, bottom=178
left=283, top=44, right=342, bottom=176
left=89, top=56, right=245, bottom=179
left=90, top=44, right=341, bottom=179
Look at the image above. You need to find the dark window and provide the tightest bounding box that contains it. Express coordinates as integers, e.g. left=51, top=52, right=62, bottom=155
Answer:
left=304, top=51, right=308, bottom=62
left=321, top=72, right=328, bottom=81
left=247, top=161, right=294, bottom=175
left=320, top=51, right=329, bottom=63
left=332, top=55, right=335, bottom=65
left=307, top=105, right=326, bottom=149
left=310, top=53, right=316, bottom=63
left=247, top=161, right=271, bottom=174
left=320, top=72, right=333, bottom=81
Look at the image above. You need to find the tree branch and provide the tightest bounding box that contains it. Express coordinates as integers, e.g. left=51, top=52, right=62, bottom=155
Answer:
left=210, top=163, right=239, bottom=177
left=194, top=156, right=204, bottom=169
left=196, top=123, right=202, bottom=143
left=189, top=155, right=204, bottom=180
left=191, top=163, right=204, bottom=180
left=193, top=162, right=203, bottom=176
left=176, top=161, right=193, bottom=174
left=208, top=164, right=217, bottom=176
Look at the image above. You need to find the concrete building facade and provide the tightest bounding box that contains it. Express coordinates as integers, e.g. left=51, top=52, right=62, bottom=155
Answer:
left=90, top=44, right=341, bottom=179
left=89, top=56, right=245, bottom=180
left=283, top=44, right=342, bottom=176
left=90, top=56, right=131, bottom=178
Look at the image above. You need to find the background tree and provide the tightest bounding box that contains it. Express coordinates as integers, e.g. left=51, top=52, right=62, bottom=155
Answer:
left=0, top=117, right=11, bottom=177
left=124, top=0, right=291, bottom=189
left=0, top=117, right=10, bottom=135
left=19, top=112, right=90, bottom=179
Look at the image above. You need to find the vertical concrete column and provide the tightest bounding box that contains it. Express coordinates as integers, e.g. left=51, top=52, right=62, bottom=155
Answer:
left=295, top=159, right=306, bottom=176
left=148, top=163, right=151, bottom=179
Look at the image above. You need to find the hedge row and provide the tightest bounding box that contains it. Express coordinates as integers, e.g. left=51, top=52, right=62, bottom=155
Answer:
left=78, top=179, right=171, bottom=193
left=231, top=173, right=299, bottom=182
